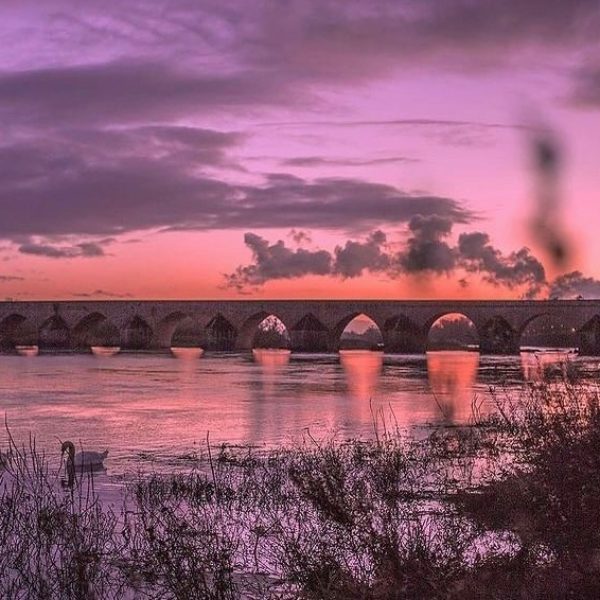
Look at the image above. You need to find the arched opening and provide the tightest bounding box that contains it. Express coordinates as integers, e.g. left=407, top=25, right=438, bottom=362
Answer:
left=579, top=315, right=600, bottom=355
left=480, top=316, right=518, bottom=354
left=290, top=313, right=329, bottom=352
left=236, top=312, right=288, bottom=351
left=519, top=314, right=579, bottom=351
left=171, top=319, right=206, bottom=348
left=253, top=315, right=290, bottom=349
left=38, top=315, right=70, bottom=352
left=337, top=314, right=384, bottom=397
left=121, top=316, right=154, bottom=350
left=383, top=315, right=425, bottom=354
left=426, top=313, right=479, bottom=351
left=170, top=317, right=206, bottom=359
left=236, top=312, right=292, bottom=364
left=337, top=314, right=383, bottom=351
left=0, top=314, right=36, bottom=353
left=205, top=314, right=237, bottom=351
left=156, top=311, right=189, bottom=348
left=72, top=313, right=120, bottom=352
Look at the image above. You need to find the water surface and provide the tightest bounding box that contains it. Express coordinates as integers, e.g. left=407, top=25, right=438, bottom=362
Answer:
left=1, top=349, right=597, bottom=487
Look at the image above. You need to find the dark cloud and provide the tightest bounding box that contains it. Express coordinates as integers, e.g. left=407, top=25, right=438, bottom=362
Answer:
left=398, top=215, right=456, bottom=273
left=18, top=241, right=106, bottom=259
left=23, top=1, right=600, bottom=77
left=0, top=275, right=24, bottom=282
left=0, top=1, right=596, bottom=137
left=263, top=118, right=530, bottom=147
left=73, top=289, right=134, bottom=299
left=458, top=232, right=546, bottom=295
left=231, top=0, right=600, bottom=90
left=288, top=230, right=313, bottom=245
left=333, top=230, right=390, bottom=278
left=548, top=271, right=600, bottom=299
left=234, top=176, right=472, bottom=233
left=224, top=233, right=332, bottom=291
left=282, top=156, right=417, bottom=167
left=225, top=222, right=549, bottom=296
left=0, top=61, right=291, bottom=128
left=0, top=131, right=472, bottom=238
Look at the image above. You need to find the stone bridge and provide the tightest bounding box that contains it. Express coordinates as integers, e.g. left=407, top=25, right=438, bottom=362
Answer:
left=1, top=299, right=600, bottom=355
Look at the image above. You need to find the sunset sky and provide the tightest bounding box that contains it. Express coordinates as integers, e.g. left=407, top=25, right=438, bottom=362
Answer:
left=1, top=0, right=600, bottom=300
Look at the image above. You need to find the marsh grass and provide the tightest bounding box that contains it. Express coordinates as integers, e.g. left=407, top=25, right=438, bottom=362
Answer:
left=0, top=433, right=122, bottom=599
left=2, top=377, right=600, bottom=598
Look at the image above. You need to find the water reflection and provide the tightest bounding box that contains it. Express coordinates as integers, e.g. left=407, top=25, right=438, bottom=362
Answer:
left=426, top=351, right=479, bottom=422
left=252, top=348, right=291, bottom=369
left=15, top=345, right=39, bottom=357
left=339, top=350, right=383, bottom=400
left=91, top=346, right=120, bottom=358
left=171, top=347, right=204, bottom=360
left=4, top=350, right=600, bottom=489
left=520, top=350, right=575, bottom=382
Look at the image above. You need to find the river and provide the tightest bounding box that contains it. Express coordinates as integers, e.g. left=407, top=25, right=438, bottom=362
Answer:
left=0, top=348, right=597, bottom=492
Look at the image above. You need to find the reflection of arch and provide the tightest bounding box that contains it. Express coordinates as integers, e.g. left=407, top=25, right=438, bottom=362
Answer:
left=519, top=313, right=578, bottom=350
left=0, top=314, right=34, bottom=351
left=427, top=351, right=480, bottom=422
left=480, top=316, right=518, bottom=354
left=290, top=313, right=329, bottom=352
left=383, top=315, right=425, bottom=354
left=579, top=315, right=600, bottom=355
left=426, top=312, right=479, bottom=351
left=121, top=316, right=154, bottom=350
left=205, top=314, right=237, bottom=351
left=39, top=315, right=71, bottom=351
left=334, top=313, right=383, bottom=351
left=72, top=313, right=120, bottom=350
left=237, top=312, right=290, bottom=350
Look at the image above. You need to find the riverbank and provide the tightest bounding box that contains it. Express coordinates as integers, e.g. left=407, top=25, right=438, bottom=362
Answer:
left=1, top=380, right=600, bottom=598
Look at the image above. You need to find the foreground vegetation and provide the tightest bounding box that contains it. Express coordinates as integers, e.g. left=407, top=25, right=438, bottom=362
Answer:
left=2, top=379, right=600, bottom=599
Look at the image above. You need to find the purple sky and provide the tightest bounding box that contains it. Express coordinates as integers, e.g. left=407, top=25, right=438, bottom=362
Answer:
left=1, top=0, right=600, bottom=300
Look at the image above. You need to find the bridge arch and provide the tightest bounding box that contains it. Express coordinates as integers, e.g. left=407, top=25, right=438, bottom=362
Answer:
left=171, top=317, right=207, bottom=349
left=0, top=314, right=36, bottom=351
left=72, top=312, right=120, bottom=351
left=519, top=312, right=580, bottom=351
left=121, top=316, right=154, bottom=350
left=237, top=312, right=291, bottom=351
left=479, top=316, right=518, bottom=354
left=156, top=311, right=191, bottom=348
left=334, top=312, right=383, bottom=352
left=579, top=315, right=600, bottom=355
left=289, top=313, right=329, bottom=352
left=38, top=315, right=71, bottom=352
left=383, top=314, right=425, bottom=354
left=205, top=314, right=237, bottom=351
left=426, top=312, right=479, bottom=351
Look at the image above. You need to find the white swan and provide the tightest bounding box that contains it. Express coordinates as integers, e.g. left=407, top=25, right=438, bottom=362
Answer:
left=61, top=441, right=108, bottom=472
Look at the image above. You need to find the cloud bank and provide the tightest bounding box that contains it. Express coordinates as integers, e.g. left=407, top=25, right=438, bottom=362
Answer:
left=225, top=221, right=548, bottom=296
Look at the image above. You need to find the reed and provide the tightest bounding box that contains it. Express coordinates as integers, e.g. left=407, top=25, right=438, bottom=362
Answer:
left=1, top=376, right=600, bottom=598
